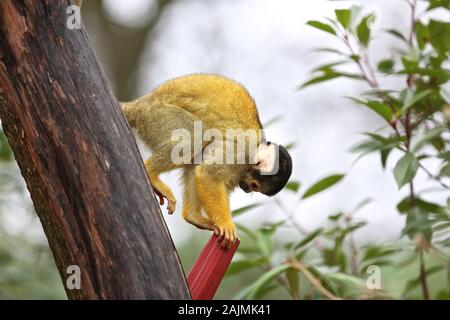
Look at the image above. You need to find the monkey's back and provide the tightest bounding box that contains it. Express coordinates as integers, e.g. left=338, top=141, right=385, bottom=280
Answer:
left=143, top=74, right=263, bottom=132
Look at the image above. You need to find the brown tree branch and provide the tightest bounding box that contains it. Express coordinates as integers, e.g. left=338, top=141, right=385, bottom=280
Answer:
left=0, top=0, right=190, bottom=299
left=288, top=260, right=342, bottom=300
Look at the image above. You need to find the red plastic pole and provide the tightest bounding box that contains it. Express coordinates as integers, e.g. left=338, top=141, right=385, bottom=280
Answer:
left=187, top=234, right=240, bottom=300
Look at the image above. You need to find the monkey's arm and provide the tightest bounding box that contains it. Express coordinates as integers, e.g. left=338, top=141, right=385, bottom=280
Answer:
left=144, top=157, right=177, bottom=214
left=194, top=165, right=237, bottom=247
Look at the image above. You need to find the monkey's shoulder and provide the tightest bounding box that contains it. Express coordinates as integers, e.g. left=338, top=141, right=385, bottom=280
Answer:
left=155, top=74, right=263, bottom=129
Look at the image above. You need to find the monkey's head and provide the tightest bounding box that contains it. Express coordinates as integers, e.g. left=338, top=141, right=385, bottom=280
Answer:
left=239, top=142, right=292, bottom=196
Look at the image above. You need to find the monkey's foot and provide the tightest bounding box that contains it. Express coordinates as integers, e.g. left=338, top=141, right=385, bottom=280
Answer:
left=152, top=188, right=176, bottom=215
left=214, top=221, right=238, bottom=248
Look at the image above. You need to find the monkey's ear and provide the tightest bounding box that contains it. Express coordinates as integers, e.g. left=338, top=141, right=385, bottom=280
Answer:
left=253, top=143, right=277, bottom=174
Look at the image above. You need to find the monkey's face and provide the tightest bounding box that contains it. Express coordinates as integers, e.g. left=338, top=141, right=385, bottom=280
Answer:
left=239, top=142, right=292, bottom=196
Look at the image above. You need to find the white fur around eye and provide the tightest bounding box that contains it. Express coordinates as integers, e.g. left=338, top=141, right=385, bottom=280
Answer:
left=255, top=144, right=276, bottom=173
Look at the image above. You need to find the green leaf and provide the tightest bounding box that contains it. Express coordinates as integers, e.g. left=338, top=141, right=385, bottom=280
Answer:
left=393, top=153, right=419, bottom=189
left=403, top=265, right=445, bottom=296
left=415, top=22, right=429, bottom=50
left=394, top=250, right=418, bottom=268
left=356, top=15, right=373, bottom=46
left=402, top=89, right=433, bottom=113
left=347, top=97, right=393, bottom=122
left=362, top=88, right=398, bottom=97
left=438, top=151, right=450, bottom=161
left=335, top=9, right=351, bottom=28
left=313, top=48, right=346, bottom=56
left=245, top=264, right=289, bottom=299
left=286, top=268, right=300, bottom=299
left=412, top=127, right=445, bottom=152
left=237, top=245, right=260, bottom=255
left=328, top=212, right=343, bottom=221
left=284, top=141, right=297, bottom=150
left=350, top=54, right=361, bottom=62
left=236, top=223, right=257, bottom=240
left=232, top=203, right=262, bottom=217
left=381, top=148, right=392, bottom=168
left=307, top=266, right=340, bottom=296
left=350, top=133, right=403, bottom=164
left=256, top=224, right=281, bottom=258
left=403, top=207, right=434, bottom=240
left=300, top=73, right=341, bottom=89
left=377, top=59, right=394, bottom=73
left=437, top=237, right=450, bottom=247
left=396, top=67, right=450, bottom=84
left=226, top=258, right=267, bottom=277
left=306, top=20, right=336, bottom=35
left=427, top=0, right=450, bottom=11
left=352, top=198, right=373, bottom=213
left=294, top=228, right=323, bottom=250
left=295, top=249, right=308, bottom=261
left=429, top=19, right=450, bottom=53
left=253, top=284, right=280, bottom=299
left=385, top=29, right=408, bottom=42
left=366, top=101, right=394, bottom=122
left=326, top=272, right=366, bottom=291
left=300, top=71, right=361, bottom=89
left=323, top=248, right=347, bottom=271
left=302, top=174, right=345, bottom=199
left=439, top=162, right=450, bottom=177
left=263, top=115, right=283, bottom=127
left=350, top=139, right=382, bottom=156
left=361, top=245, right=399, bottom=262
left=312, top=61, right=348, bottom=72
left=433, top=221, right=450, bottom=232
left=397, top=197, right=446, bottom=215
left=286, top=181, right=301, bottom=193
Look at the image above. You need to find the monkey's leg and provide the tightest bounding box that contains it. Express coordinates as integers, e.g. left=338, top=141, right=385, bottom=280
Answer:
left=144, top=157, right=177, bottom=214
left=136, top=104, right=206, bottom=215
left=194, top=165, right=237, bottom=248
left=181, top=167, right=214, bottom=230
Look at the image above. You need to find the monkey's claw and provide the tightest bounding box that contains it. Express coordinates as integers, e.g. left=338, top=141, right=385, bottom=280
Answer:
left=154, top=190, right=165, bottom=206
left=153, top=189, right=176, bottom=214
left=167, top=198, right=176, bottom=215
left=214, top=222, right=237, bottom=249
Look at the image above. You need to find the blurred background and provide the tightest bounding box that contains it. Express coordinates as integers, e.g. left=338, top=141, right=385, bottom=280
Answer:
left=0, top=0, right=448, bottom=299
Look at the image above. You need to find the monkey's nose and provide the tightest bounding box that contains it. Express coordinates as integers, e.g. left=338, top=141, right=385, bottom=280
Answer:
left=239, top=181, right=250, bottom=193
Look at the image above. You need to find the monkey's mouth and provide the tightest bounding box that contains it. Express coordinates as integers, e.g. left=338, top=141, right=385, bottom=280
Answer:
left=239, top=181, right=251, bottom=193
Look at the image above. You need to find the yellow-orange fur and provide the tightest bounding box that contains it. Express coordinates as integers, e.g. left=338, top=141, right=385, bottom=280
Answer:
left=122, top=74, right=263, bottom=245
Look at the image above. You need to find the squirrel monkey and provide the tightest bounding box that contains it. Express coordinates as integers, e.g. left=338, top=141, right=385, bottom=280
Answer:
left=122, top=74, right=292, bottom=247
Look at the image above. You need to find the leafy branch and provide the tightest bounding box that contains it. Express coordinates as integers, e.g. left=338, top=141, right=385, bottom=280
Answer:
left=302, top=1, right=450, bottom=300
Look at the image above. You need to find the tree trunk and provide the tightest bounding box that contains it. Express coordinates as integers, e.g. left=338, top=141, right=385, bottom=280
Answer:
left=0, top=0, right=190, bottom=299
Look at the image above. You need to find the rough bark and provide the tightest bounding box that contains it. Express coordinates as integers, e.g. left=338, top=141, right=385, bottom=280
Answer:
left=0, top=0, right=190, bottom=299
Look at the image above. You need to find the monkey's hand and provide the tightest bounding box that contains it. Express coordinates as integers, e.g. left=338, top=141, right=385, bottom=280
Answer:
left=153, top=187, right=176, bottom=214
left=214, top=221, right=237, bottom=248
left=144, top=159, right=177, bottom=214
